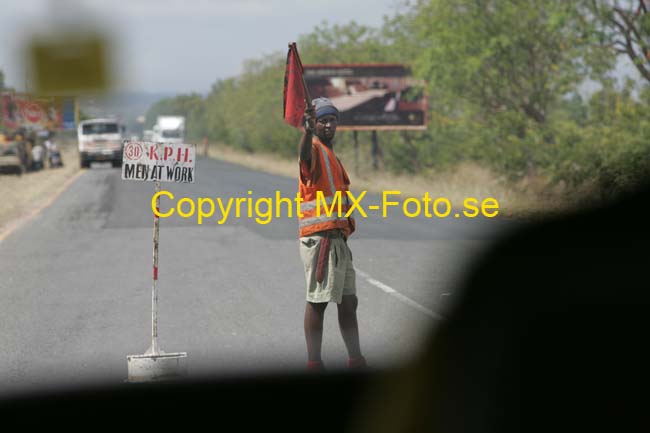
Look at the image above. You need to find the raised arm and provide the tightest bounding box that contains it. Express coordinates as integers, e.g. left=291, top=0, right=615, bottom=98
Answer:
left=299, top=105, right=315, bottom=163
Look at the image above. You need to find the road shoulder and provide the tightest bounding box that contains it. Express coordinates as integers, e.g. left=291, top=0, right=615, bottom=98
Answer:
left=0, top=145, right=83, bottom=242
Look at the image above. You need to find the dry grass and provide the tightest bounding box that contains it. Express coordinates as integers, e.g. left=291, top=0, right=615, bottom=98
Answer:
left=203, top=141, right=569, bottom=217
left=0, top=141, right=81, bottom=233
left=204, top=142, right=298, bottom=180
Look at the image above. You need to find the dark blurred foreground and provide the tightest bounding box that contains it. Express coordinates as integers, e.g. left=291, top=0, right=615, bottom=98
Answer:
left=1, top=182, right=649, bottom=431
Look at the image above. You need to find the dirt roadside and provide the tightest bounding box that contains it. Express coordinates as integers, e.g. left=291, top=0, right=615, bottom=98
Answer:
left=0, top=141, right=81, bottom=238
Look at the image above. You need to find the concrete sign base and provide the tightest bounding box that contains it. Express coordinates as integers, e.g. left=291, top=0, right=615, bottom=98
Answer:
left=127, top=352, right=188, bottom=382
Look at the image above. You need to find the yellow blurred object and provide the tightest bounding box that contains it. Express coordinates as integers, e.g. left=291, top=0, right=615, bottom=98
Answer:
left=29, top=33, right=109, bottom=95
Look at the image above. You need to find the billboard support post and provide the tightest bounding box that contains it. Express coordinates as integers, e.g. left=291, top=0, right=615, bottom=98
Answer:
left=371, top=130, right=381, bottom=171
left=353, top=131, right=359, bottom=175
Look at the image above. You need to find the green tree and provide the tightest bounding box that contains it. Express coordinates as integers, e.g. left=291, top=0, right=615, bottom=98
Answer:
left=143, top=1, right=648, bottom=198
left=298, top=21, right=397, bottom=64
left=0, top=70, right=5, bottom=129
left=399, top=0, right=586, bottom=125
left=580, top=0, right=650, bottom=84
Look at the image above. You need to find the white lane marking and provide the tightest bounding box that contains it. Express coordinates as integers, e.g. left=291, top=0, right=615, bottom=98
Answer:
left=356, top=269, right=444, bottom=320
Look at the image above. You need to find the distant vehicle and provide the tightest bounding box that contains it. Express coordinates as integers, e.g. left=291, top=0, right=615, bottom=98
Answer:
left=77, top=118, right=125, bottom=168
left=0, top=140, right=26, bottom=175
left=152, top=116, right=185, bottom=144
left=143, top=130, right=154, bottom=141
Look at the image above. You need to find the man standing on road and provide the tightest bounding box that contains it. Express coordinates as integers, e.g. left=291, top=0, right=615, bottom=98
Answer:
left=298, top=97, right=366, bottom=371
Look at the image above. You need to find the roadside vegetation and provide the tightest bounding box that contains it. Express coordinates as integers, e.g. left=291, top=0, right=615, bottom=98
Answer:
left=146, top=0, right=650, bottom=215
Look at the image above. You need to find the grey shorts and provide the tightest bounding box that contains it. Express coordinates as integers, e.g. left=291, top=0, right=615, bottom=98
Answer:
left=299, top=233, right=356, bottom=304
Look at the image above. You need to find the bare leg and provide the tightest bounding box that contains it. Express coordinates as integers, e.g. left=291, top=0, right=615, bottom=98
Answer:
left=337, top=295, right=363, bottom=359
left=304, top=302, right=328, bottom=363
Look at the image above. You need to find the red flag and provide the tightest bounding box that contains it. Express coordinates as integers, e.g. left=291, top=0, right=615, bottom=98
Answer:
left=283, top=42, right=310, bottom=128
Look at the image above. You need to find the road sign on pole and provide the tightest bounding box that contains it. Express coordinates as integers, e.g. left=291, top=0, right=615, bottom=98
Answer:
left=122, top=141, right=196, bottom=183
left=123, top=141, right=195, bottom=382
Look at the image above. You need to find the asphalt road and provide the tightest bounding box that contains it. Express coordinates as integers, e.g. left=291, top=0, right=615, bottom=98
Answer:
left=0, top=156, right=514, bottom=396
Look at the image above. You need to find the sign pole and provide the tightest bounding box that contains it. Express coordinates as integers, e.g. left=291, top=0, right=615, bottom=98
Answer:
left=126, top=141, right=190, bottom=382
left=147, top=179, right=161, bottom=356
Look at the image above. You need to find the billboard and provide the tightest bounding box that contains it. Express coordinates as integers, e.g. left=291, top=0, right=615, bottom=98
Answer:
left=1, top=92, right=75, bottom=130
left=303, top=64, right=427, bottom=131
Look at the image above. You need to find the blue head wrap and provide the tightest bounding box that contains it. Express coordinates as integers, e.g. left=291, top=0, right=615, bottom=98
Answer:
left=312, top=97, right=340, bottom=120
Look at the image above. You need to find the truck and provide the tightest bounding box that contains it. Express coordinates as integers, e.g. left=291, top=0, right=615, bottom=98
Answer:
left=151, top=116, right=185, bottom=144
left=142, top=130, right=154, bottom=142
left=77, top=118, right=125, bottom=168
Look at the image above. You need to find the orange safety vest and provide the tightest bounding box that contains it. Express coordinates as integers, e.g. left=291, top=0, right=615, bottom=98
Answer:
left=298, top=137, right=355, bottom=238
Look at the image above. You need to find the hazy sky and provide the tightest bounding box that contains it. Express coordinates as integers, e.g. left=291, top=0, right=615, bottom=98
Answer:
left=2, top=0, right=404, bottom=94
